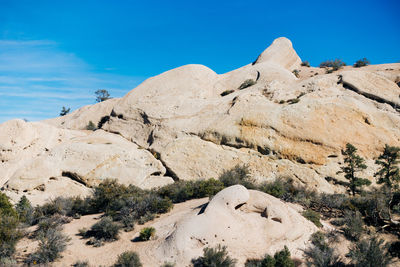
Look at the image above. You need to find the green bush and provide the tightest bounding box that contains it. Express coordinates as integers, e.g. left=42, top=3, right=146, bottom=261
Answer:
left=0, top=193, right=21, bottom=260
left=114, top=251, right=142, bottom=267
left=85, top=216, right=121, bottom=242
left=73, top=260, right=90, bottom=267
left=319, top=59, right=346, bottom=73
left=302, top=210, right=322, bottom=228
left=219, top=165, right=255, bottom=189
left=342, top=211, right=364, bottom=241
left=0, top=193, right=17, bottom=218
left=347, top=236, right=392, bottom=267
left=304, top=231, right=343, bottom=267
left=139, top=227, right=155, bottom=241
left=0, top=215, right=21, bottom=260
left=86, top=121, right=97, bottom=131
left=192, top=245, right=237, bottom=267
left=26, top=228, right=70, bottom=264
left=245, top=246, right=294, bottom=267
left=238, top=79, right=256, bottom=90
left=158, top=179, right=224, bottom=203
left=292, top=69, right=300, bottom=78
left=301, top=61, right=310, bottom=67
left=35, top=215, right=72, bottom=238
left=353, top=58, right=370, bottom=68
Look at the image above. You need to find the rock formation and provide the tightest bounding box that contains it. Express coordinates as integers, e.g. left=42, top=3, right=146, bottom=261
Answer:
left=1, top=37, right=400, bottom=204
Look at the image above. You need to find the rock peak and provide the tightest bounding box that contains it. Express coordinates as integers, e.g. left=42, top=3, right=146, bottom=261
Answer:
left=253, top=37, right=301, bottom=70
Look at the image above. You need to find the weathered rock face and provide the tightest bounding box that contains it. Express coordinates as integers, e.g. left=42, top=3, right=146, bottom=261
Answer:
left=253, top=37, right=302, bottom=70
left=44, top=98, right=119, bottom=130
left=0, top=120, right=173, bottom=204
left=154, top=185, right=317, bottom=265
left=2, top=37, right=400, bottom=204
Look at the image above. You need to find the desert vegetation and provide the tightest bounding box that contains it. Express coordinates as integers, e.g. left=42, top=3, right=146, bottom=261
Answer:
left=238, top=79, right=256, bottom=90
left=319, top=59, right=346, bottom=73
left=1, top=142, right=399, bottom=265
left=353, top=58, right=370, bottom=68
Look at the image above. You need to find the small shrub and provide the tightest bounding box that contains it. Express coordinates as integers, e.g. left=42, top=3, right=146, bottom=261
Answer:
left=114, top=251, right=142, bottom=267
left=347, top=236, right=392, bottom=267
left=73, top=260, right=90, bottom=267
left=221, top=90, right=235, bottom=96
left=245, top=246, right=294, bottom=267
left=26, top=228, right=70, bottom=264
left=139, top=227, right=155, bottom=241
left=302, top=209, right=322, bottom=228
left=292, top=69, right=300, bottom=78
left=35, top=214, right=72, bottom=238
left=304, top=245, right=343, bottom=267
left=319, top=59, right=346, bottom=73
left=86, top=216, right=121, bottom=242
left=86, top=121, right=97, bottom=131
left=158, top=179, right=224, bottom=203
left=0, top=215, right=21, bottom=260
left=0, top=193, right=21, bottom=260
left=301, top=61, right=310, bottom=67
left=353, top=58, right=370, bottom=68
left=238, top=79, right=256, bottom=90
left=342, top=210, right=364, bottom=241
left=192, top=244, right=237, bottom=267
left=219, top=165, right=254, bottom=189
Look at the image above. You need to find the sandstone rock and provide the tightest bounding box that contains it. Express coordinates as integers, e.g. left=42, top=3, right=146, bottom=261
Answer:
left=253, top=37, right=302, bottom=71
left=340, top=70, right=400, bottom=108
left=4, top=130, right=173, bottom=197
left=44, top=98, right=119, bottom=130
left=155, top=185, right=317, bottom=265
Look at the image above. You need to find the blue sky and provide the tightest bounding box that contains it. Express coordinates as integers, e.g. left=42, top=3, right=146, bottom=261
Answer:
left=1, top=0, right=399, bottom=123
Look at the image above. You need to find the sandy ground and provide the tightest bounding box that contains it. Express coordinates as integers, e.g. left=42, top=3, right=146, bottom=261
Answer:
left=15, top=198, right=208, bottom=267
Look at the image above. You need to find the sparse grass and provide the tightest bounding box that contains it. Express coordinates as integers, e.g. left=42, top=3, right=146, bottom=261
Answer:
left=238, top=79, right=256, bottom=90
left=302, top=209, right=322, bottom=228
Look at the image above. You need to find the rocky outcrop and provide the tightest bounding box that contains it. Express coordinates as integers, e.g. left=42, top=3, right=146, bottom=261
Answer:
left=253, top=37, right=302, bottom=70
left=1, top=37, right=400, bottom=203
left=155, top=185, right=317, bottom=265
left=44, top=98, right=119, bottom=130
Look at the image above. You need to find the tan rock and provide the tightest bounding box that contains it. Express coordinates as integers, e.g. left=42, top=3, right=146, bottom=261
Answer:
left=253, top=37, right=302, bottom=70
left=43, top=98, right=119, bottom=130
left=4, top=130, right=172, bottom=196
left=155, top=185, right=317, bottom=265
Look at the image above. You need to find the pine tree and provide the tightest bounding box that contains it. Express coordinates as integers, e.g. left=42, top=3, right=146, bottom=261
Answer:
left=374, top=144, right=400, bottom=222
left=59, top=106, right=70, bottom=116
left=95, top=89, right=111, bottom=102
left=16, top=195, right=34, bottom=225
left=339, top=143, right=371, bottom=196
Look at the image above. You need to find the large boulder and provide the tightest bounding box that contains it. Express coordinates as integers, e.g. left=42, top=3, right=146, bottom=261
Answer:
left=155, top=185, right=317, bottom=265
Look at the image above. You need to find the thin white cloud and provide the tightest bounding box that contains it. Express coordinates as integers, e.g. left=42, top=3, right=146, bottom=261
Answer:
left=0, top=39, right=144, bottom=123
